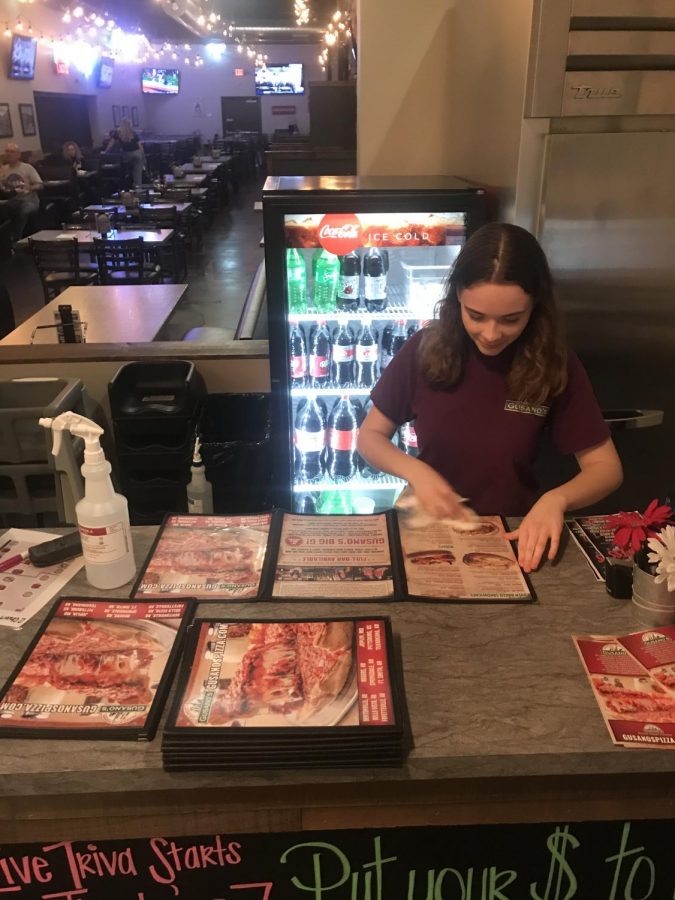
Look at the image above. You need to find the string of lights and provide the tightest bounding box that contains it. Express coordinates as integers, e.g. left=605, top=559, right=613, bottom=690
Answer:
left=1, top=2, right=270, bottom=75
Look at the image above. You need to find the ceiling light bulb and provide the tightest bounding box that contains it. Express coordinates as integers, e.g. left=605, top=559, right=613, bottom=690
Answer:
left=73, top=6, right=83, bottom=17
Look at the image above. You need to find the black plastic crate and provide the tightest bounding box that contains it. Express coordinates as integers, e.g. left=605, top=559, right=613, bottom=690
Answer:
left=108, top=361, right=205, bottom=420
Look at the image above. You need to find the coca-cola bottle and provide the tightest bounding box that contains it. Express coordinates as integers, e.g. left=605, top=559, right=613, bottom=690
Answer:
left=308, top=319, right=331, bottom=389
left=295, top=492, right=318, bottom=514
left=407, top=321, right=420, bottom=339
left=336, top=251, right=361, bottom=312
left=294, top=397, right=327, bottom=483
left=331, top=322, right=355, bottom=388
left=363, top=247, right=388, bottom=313
left=325, top=395, right=358, bottom=482
left=289, top=318, right=307, bottom=388
left=380, top=324, right=394, bottom=371
left=390, top=319, right=408, bottom=356
left=400, top=420, right=419, bottom=457
left=355, top=319, right=379, bottom=388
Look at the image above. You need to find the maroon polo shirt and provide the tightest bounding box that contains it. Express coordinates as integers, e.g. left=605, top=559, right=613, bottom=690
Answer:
left=371, top=330, right=610, bottom=515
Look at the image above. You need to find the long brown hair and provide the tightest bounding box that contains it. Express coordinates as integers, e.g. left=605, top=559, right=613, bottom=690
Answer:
left=419, top=222, right=567, bottom=404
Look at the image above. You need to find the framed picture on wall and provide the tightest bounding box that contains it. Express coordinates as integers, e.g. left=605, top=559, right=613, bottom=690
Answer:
left=112, top=105, right=121, bottom=127
left=18, top=103, right=36, bottom=137
left=131, top=106, right=139, bottom=128
left=0, top=104, right=13, bottom=139
left=122, top=105, right=130, bottom=121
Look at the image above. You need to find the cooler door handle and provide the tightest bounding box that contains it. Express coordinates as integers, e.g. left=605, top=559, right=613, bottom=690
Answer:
left=602, top=409, right=664, bottom=430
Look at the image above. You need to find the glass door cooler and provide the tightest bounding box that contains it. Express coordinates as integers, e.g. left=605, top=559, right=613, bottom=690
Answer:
left=262, top=176, right=486, bottom=515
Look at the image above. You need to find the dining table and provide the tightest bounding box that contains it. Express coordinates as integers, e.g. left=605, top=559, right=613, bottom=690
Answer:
left=84, top=202, right=192, bottom=215
left=164, top=173, right=209, bottom=186
left=16, top=228, right=175, bottom=248
left=180, top=162, right=221, bottom=175
left=0, top=283, right=188, bottom=345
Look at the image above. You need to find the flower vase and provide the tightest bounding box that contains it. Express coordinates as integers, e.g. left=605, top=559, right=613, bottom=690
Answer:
left=632, top=565, right=675, bottom=626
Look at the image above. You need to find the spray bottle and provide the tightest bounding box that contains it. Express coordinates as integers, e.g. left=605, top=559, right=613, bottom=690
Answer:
left=186, top=436, right=214, bottom=514
left=40, top=412, right=136, bottom=589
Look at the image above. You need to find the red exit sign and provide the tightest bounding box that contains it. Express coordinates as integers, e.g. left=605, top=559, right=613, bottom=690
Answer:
left=234, top=67, right=244, bottom=76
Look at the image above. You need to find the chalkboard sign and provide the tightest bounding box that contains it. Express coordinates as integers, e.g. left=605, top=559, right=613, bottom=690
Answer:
left=1, top=819, right=673, bottom=899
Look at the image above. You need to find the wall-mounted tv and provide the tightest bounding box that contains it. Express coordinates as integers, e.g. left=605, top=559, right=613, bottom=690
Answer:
left=9, top=35, right=37, bottom=80
left=97, top=56, right=114, bottom=88
left=255, top=63, right=304, bottom=95
left=141, top=68, right=180, bottom=94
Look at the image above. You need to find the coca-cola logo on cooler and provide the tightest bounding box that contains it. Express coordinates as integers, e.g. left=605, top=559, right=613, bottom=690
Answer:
left=317, top=213, right=362, bottom=255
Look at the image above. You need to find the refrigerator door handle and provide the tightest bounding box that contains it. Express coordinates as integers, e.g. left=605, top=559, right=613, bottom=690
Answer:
left=602, top=409, right=664, bottom=430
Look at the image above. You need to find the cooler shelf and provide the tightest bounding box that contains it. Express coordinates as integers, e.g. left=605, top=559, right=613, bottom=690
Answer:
left=293, top=474, right=404, bottom=492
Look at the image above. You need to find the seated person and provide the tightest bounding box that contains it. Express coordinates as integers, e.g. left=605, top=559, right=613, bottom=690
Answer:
left=62, top=140, right=84, bottom=173
left=0, top=142, right=43, bottom=242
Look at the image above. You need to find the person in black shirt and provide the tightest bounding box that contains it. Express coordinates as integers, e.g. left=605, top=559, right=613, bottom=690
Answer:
left=116, top=119, right=145, bottom=187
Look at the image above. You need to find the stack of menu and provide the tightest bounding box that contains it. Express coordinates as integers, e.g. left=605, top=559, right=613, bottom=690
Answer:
left=0, top=598, right=194, bottom=740
left=574, top=626, right=675, bottom=748
left=161, top=617, right=407, bottom=770
left=133, top=512, right=533, bottom=603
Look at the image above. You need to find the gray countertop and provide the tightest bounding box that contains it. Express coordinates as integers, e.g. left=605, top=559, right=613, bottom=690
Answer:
left=0, top=524, right=672, bottom=799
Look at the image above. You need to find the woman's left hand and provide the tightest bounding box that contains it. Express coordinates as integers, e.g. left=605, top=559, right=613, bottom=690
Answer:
left=504, top=492, right=567, bottom=572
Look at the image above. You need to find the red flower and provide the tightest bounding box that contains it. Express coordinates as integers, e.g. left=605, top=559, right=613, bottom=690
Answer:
left=608, top=499, right=674, bottom=559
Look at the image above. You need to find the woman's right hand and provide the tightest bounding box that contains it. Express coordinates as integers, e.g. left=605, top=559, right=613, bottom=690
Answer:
left=408, top=461, right=469, bottom=521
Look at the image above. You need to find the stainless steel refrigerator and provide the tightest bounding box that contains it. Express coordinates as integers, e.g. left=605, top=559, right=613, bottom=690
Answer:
left=510, top=0, right=675, bottom=510
left=262, top=176, right=486, bottom=514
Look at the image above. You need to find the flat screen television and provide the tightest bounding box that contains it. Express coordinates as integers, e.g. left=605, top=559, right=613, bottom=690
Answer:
left=9, top=35, right=37, bottom=80
left=141, top=68, right=180, bottom=95
left=97, top=56, right=114, bottom=88
left=255, top=63, right=304, bottom=95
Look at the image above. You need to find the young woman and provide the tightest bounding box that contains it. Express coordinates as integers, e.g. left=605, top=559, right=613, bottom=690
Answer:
left=357, top=222, right=623, bottom=572
left=116, top=118, right=145, bottom=188
left=61, top=141, right=83, bottom=172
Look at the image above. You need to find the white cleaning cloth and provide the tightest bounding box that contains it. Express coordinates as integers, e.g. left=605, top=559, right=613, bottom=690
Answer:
left=395, top=485, right=479, bottom=530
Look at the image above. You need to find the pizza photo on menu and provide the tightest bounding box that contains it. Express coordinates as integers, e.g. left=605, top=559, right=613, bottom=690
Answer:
left=0, top=598, right=192, bottom=738
left=133, top=513, right=272, bottom=600
left=176, top=620, right=357, bottom=729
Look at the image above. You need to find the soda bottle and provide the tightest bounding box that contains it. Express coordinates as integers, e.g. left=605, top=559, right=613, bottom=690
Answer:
left=325, top=395, right=359, bottom=482
left=380, top=324, right=394, bottom=371
left=336, top=251, right=361, bottom=312
left=390, top=319, right=408, bottom=356
left=289, top=318, right=307, bottom=388
left=400, top=420, right=419, bottom=457
left=313, top=249, right=339, bottom=313
left=286, top=248, right=307, bottom=314
left=308, top=319, right=331, bottom=389
left=363, top=247, right=387, bottom=313
left=294, top=397, right=327, bottom=483
left=295, top=492, right=318, bottom=514
left=319, top=489, right=352, bottom=515
left=407, top=321, right=420, bottom=339
left=331, top=321, right=355, bottom=388
left=355, top=319, right=379, bottom=388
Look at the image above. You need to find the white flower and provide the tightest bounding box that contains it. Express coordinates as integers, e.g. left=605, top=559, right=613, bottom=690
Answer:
left=647, top=525, right=675, bottom=592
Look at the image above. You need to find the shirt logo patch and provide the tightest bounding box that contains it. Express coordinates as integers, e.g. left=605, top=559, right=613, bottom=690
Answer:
left=504, top=400, right=549, bottom=417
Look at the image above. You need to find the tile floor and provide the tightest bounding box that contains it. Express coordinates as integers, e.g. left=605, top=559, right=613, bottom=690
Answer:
left=1, top=175, right=268, bottom=342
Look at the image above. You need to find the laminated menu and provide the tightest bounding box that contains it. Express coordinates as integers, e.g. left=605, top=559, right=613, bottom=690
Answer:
left=133, top=511, right=534, bottom=603
left=573, top=627, right=675, bottom=748
left=0, top=597, right=194, bottom=740
left=566, top=515, right=617, bottom=580
left=397, top=514, right=533, bottom=602
left=132, top=513, right=275, bottom=600
left=161, top=617, right=406, bottom=769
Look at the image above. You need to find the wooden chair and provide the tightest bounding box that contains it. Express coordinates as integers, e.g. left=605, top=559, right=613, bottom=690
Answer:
left=93, top=237, right=161, bottom=285
left=28, top=237, right=97, bottom=305
left=138, top=205, right=187, bottom=281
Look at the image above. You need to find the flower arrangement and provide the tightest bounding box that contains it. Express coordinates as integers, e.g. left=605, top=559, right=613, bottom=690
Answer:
left=647, top=525, right=675, bottom=592
left=608, top=499, right=674, bottom=574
